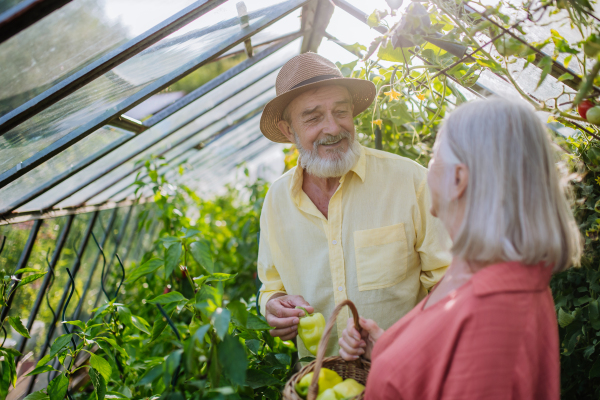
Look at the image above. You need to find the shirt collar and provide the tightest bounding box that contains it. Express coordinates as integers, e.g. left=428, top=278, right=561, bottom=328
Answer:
left=289, top=145, right=367, bottom=205
left=471, top=261, right=554, bottom=297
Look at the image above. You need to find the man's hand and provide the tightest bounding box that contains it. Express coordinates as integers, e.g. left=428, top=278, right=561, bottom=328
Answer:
left=265, top=294, right=314, bottom=340
left=339, top=316, right=384, bottom=361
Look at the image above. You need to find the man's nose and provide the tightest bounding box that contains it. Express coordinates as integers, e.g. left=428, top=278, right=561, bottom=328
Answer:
left=321, top=111, right=342, bottom=135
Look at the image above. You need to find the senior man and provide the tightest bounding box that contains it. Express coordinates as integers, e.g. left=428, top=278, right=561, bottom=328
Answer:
left=257, top=53, right=451, bottom=357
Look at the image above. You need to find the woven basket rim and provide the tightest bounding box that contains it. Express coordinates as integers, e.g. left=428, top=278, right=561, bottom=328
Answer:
left=282, top=356, right=370, bottom=400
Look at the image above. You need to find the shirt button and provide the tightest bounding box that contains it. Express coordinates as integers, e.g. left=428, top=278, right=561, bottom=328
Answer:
left=332, top=240, right=337, bottom=245
left=338, top=286, right=343, bottom=291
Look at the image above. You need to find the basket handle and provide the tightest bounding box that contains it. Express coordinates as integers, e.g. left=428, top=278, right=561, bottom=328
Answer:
left=307, top=299, right=363, bottom=400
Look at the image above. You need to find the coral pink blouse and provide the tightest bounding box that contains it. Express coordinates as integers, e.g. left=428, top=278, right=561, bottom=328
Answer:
left=364, top=261, right=560, bottom=400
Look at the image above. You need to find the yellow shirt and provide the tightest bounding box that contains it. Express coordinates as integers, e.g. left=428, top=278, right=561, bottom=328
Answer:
left=257, top=145, right=451, bottom=357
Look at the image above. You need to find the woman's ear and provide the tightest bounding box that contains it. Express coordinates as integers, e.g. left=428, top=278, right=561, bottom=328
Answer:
left=454, top=163, right=469, bottom=199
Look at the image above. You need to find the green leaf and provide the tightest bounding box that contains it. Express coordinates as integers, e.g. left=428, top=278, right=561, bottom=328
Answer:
left=367, top=10, right=380, bottom=27
left=191, top=325, right=211, bottom=346
left=13, top=268, right=43, bottom=274
left=296, top=356, right=316, bottom=364
left=245, top=369, right=282, bottom=389
left=557, top=72, right=575, bottom=82
left=151, top=316, right=169, bottom=341
left=164, top=242, right=182, bottom=277
left=7, top=316, right=30, bottom=338
left=0, top=347, right=21, bottom=358
left=62, top=320, right=86, bottom=331
left=47, top=373, right=69, bottom=400
left=25, top=365, right=57, bottom=377
left=17, top=273, right=47, bottom=288
left=148, top=291, right=186, bottom=305
left=95, top=337, right=128, bottom=360
left=105, top=391, right=129, bottom=399
left=88, top=352, right=112, bottom=383
left=227, top=300, right=248, bottom=328
left=536, top=55, right=553, bottom=89
left=377, top=42, right=413, bottom=63
left=136, top=365, right=162, bottom=386
left=130, top=315, right=151, bottom=334
left=124, top=258, right=163, bottom=283
left=557, top=308, right=575, bottom=328
left=245, top=339, right=261, bottom=355
left=590, top=355, right=600, bottom=378
left=246, top=314, right=272, bottom=330
left=189, top=240, right=214, bottom=274
left=218, top=334, right=248, bottom=386
left=36, top=354, right=53, bottom=368
left=205, top=273, right=236, bottom=283
left=89, top=368, right=106, bottom=400
left=49, top=334, right=73, bottom=359
left=23, top=391, right=50, bottom=400
left=212, top=308, right=231, bottom=340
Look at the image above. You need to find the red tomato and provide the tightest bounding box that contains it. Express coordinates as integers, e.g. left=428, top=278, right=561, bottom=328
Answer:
left=578, top=99, right=595, bottom=119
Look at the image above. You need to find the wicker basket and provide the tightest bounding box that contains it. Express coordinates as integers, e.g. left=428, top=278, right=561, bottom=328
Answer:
left=283, top=300, right=370, bottom=400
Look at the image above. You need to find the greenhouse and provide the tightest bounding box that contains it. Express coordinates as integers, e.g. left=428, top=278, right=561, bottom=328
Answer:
left=0, top=0, right=599, bottom=398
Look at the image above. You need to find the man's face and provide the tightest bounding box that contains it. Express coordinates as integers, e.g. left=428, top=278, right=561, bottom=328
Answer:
left=281, top=85, right=355, bottom=159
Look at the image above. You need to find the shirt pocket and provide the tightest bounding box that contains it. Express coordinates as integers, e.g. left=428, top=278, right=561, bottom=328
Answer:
left=354, top=223, right=408, bottom=291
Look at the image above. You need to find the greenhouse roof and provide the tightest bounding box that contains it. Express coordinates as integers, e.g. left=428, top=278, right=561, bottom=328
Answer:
left=0, top=0, right=593, bottom=225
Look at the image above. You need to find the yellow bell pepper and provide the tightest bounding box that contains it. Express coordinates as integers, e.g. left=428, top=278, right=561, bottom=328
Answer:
left=296, top=306, right=326, bottom=355
left=295, top=368, right=343, bottom=397
left=333, top=379, right=365, bottom=398
left=316, top=388, right=338, bottom=400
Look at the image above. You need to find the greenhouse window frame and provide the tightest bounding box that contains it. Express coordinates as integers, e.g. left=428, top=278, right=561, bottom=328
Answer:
left=0, top=0, right=227, bottom=137
left=0, top=32, right=300, bottom=217
left=0, top=0, right=309, bottom=190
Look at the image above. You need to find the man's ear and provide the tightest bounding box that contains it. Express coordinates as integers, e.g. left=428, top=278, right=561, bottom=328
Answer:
left=277, top=119, right=295, bottom=143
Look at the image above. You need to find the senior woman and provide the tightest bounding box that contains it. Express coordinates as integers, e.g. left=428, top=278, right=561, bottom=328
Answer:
left=338, top=97, right=582, bottom=399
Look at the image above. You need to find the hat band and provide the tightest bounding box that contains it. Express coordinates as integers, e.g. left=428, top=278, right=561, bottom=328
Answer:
left=290, top=74, right=340, bottom=90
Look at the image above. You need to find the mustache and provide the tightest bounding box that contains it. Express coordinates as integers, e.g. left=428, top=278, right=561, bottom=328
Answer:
left=314, top=131, right=353, bottom=149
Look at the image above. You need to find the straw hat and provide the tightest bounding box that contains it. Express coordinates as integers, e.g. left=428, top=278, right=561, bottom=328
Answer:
left=260, top=53, right=376, bottom=143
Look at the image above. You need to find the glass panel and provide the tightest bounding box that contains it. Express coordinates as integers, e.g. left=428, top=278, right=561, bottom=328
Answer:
left=47, top=38, right=301, bottom=210
left=0, top=0, right=197, bottom=117
left=2, top=216, right=66, bottom=387
left=0, top=0, right=300, bottom=176
left=220, top=8, right=301, bottom=56
left=51, top=83, right=276, bottom=209
left=0, top=126, right=132, bottom=213
left=0, top=220, right=33, bottom=276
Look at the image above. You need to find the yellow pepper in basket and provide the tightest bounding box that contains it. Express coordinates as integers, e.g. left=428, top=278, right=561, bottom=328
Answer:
left=333, top=379, right=365, bottom=398
left=295, top=368, right=343, bottom=397
left=296, top=306, right=326, bottom=355
left=315, top=388, right=338, bottom=400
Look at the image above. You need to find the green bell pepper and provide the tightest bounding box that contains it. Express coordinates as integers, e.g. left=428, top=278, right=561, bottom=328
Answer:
left=295, top=368, right=343, bottom=397
left=296, top=306, right=326, bottom=355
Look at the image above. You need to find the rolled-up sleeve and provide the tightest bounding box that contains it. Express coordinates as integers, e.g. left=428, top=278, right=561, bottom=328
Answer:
left=415, top=178, right=452, bottom=290
left=257, top=198, right=286, bottom=315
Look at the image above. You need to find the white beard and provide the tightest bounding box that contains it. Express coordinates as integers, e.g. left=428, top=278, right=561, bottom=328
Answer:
left=293, top=129, right=361, bottom=179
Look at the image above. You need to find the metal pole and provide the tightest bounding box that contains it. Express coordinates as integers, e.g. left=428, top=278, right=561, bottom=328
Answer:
left=0, top=0, right=72, bottom=44
left=26, top=212, right=98, bottom=392
left=16, top=214, right=75, bottom=358
left=70, top=208, right=118, bottom=321
left=0, top=219, right=43, bottom=322
left=101, top=206, right=134, bottom=294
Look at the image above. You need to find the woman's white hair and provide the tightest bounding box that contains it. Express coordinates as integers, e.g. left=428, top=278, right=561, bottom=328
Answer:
left=438, top=96, right=582, bottom=272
